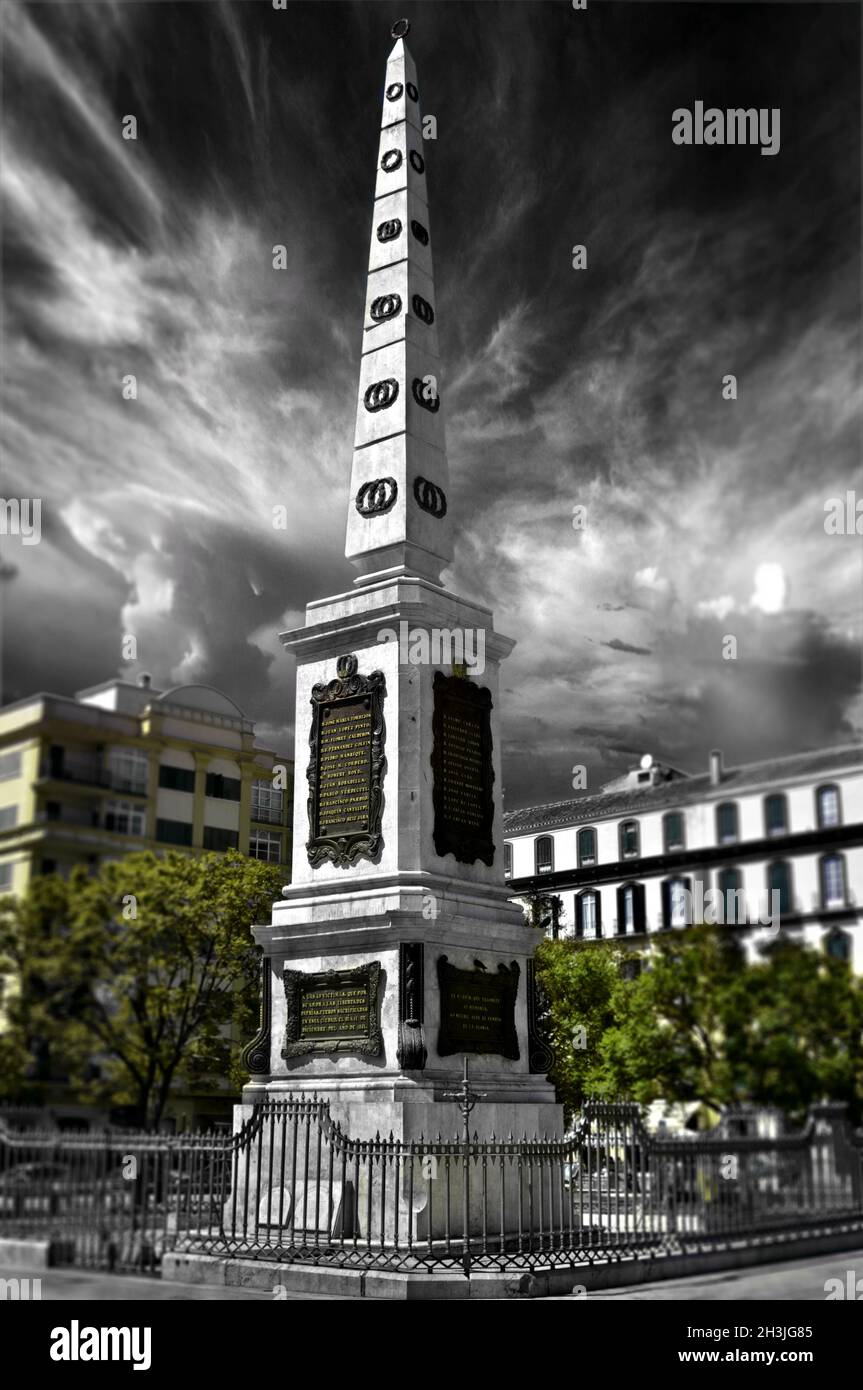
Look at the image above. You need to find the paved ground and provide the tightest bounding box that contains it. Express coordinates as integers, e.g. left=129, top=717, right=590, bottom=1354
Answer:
left=4, top=1267, right=344, bottom=1300
left=6, top=1248, right=863, bottom=1300
left=577, top=1248, right=863, bottom=1300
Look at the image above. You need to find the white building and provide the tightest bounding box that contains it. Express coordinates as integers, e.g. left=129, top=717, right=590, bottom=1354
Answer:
left=503, top=746, right=863, bottom=971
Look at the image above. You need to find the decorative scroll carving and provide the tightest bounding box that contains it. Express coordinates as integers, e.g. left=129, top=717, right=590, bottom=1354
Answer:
left=241, top=953, right=272, bottom=1076
left=412, top=294, right=434, bottom=325
left=364, top=378, right=399, bottom=412
left=377, top=218, right=402, bottom=242
left=282, top=961, right=383, bottom=1058
left=526, top=958, right=555, bottom=1075
left=356, top=478, right=397, bottom=517
left=409, top=150, right=425, bottom=174
left=306, top=652, right=386, bottom=868
left=413, top=476, right=447, bottom=519
left=431, top=670, right=494, bottom=865
left=410, top=219, right=429, bottom=246
left=437, top=956, right=520, bottom=1060
left=412, top=376, right=440, bottom=412
left=397, top=942, right=427, bottom=1071
left=381, top=149, right=403, bottom=173
left=386, top=82, right=404, bottom=100
left=370, top=293, right=402, bottom=322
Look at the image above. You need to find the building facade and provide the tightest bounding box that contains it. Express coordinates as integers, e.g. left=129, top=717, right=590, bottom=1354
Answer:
left=0, top=675, right=294, bottom=895
left=503, top=746, right=863, bottom=971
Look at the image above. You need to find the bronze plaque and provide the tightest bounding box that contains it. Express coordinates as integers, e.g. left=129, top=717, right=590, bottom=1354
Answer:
left=437, top=956, right=519, bottom=1060
left=431, top=672, right=494, bottom=865
left=282, top=961, right=383, bottom=1058
left=306, top=653, right=386, bottom=867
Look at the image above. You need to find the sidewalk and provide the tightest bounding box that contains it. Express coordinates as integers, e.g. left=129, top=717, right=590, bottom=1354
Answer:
left=4, top=1267, right=352, bottom=1301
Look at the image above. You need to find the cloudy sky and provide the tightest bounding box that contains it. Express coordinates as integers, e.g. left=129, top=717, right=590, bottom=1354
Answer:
left=2, top=0, right=860, bottom=809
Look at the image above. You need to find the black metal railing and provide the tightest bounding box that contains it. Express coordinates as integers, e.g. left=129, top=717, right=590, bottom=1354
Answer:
left=3, top=1098, right=861, bottom=1277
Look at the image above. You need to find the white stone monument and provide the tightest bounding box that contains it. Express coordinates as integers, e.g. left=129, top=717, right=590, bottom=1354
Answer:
left=240, top=19, right=562, bottom=1148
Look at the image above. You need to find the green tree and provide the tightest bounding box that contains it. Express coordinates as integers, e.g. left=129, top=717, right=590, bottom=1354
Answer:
left=0, top=851, right=282, bottom=1127
left=534, top=936, right=630, bottom=1120
left=731, top=937, right=863, bottom=1123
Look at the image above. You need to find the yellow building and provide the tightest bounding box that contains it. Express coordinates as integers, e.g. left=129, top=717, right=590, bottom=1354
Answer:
left=0, top=674, right=294, bottom=892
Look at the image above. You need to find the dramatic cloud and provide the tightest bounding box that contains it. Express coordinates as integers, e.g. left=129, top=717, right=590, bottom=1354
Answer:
left=1, top=0, right=860, bottom=801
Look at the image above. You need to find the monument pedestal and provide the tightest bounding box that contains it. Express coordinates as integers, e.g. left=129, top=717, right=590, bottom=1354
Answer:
left=240, top=573, right=561, bottom=1146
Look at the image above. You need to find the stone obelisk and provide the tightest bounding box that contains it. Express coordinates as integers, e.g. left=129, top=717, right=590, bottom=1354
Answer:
left=242, top=20, right=561, bottom=1145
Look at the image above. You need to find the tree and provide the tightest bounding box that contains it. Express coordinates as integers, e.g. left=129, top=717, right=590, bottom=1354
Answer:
left=534, top=926, right=863, bottom=1124
left=0, top=851, right=282, bottom=1127
left=600, top=925, right=747, bottom=1112
left=534, top=936, right=630, bottom=1120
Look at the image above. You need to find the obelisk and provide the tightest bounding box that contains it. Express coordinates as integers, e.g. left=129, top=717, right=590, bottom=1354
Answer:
left=241, top=19, right=562, bottom=1147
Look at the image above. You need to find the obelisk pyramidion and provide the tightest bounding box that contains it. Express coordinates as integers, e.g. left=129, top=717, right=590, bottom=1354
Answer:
left=241, top=19, right=562, bottom=1149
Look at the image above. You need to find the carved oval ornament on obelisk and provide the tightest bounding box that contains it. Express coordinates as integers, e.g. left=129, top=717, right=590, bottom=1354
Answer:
left=306, top=653, right=387, bottom=867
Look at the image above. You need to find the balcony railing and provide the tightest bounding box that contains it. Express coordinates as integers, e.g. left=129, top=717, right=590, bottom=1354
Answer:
left=38, top=760, right=148, bottom=797
left=250, top=805, right=284, bottom=826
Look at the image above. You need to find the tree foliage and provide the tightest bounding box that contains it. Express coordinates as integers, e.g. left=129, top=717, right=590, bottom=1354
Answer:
left=534, top=926, right=863, bottom=1125
left=0, top=851, right=282, bottom=1127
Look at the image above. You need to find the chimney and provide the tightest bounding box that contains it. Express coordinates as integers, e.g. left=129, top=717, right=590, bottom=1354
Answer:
left=709, top=749, right=723, bottom=786
left=138, top=672, right=152, bottom=689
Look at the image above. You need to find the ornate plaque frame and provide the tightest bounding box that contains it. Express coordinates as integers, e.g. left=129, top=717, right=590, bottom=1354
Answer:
left=437, top=956, right=520, bottom=1060
left=431, top=672, right=495, bottom=866
left=306, top=653, right=386, bottom=868
left=282, top=960, right=383, bottom=1058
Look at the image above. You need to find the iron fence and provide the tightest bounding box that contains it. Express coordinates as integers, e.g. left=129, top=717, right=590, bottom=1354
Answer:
left=1, top=1098, right=861, bottom=1276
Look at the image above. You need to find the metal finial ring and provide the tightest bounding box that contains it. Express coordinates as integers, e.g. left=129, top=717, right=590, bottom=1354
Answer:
left=391, top=18, right=410, bottom=39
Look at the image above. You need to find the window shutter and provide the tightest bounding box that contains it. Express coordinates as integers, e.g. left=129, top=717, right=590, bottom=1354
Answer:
left=661, top=880, right=671, bottom=929
left=634, top=882, right=646, bottom=932
left=595, top=891, right=603, bottom=938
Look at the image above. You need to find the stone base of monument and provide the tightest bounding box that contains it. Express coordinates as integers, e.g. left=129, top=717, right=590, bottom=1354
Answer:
left=224, top=1092, right=561, bottom=1246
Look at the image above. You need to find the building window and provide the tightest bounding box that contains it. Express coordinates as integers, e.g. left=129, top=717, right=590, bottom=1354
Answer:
left=535, top=836, right=553, bottom=874
left=764, top=793, right=787, bottom=837
left=203, top=826, right=240, bottom=852
left=249, top=829, right=281, bottom=863
left=768, top=861, right=793, bottom=918
left=159, top=764, right=196, bottom=793
left=503, top=842, right=512, bottom=879
left=205, top=773, right=241, bottom=802
left=717, top=867, right=745, bottom=924
left=577, top=827, right=596, bottom=866
left=156, top=818, right=193, bottom=846
left=0, top=863, right=12, bottom=889
left=716, top=802, right=738, bottom=845
left=0, top=752, right=22, bottom=781
left=107, top=746, right=149, bottom=795
left=825, top=930, right=850, bottom=962
left=816, top=785, right=841, bottom=829
left=616, top=882, right=644, bottom=935
left=104, top=801, right=146, bottom=837
left=820, top=854, right=846, bottom=910
left=577, top=890, right=600, bottom=939
left=663, top=812, right=684, bottom=852
left=662, top=876, right=691, bottom=929
left=251, top=778, right=284, bottom=824
left=619, top=820, right=639, bottom=859
left=0, top=806, right=17, bottom=831
left=41, top=859, right=57, bottom=876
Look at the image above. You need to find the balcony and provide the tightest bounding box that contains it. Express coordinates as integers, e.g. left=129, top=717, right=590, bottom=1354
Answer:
left=39, top=757, right=111, bottom=790
left=38, top=758, right=148, bottom=797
